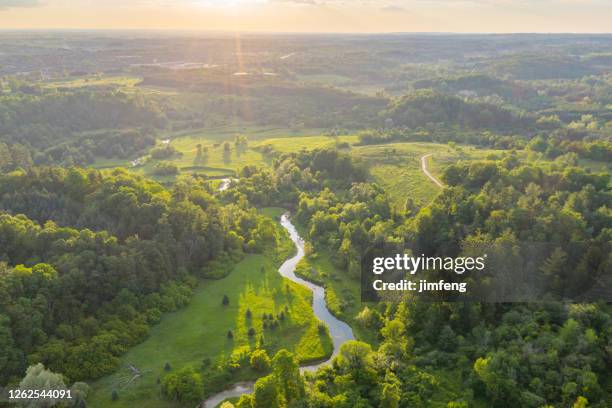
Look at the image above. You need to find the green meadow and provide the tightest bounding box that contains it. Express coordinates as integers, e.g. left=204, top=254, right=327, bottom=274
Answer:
left=91, top=127, right=333, bottom=181
left=93, top=122, right=503, bottom=209
left=88, top=209, right=331, bottom=408
left=352, top=142, right=506, bottom=209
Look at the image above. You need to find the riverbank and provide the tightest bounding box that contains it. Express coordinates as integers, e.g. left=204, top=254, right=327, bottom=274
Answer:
left=202, top=213, right=355, bottom=407
left=88, top=209, right=330, bottom=408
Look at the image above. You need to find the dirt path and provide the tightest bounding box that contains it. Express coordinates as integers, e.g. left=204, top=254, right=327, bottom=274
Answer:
left=421, top=154, right=444, bottom=188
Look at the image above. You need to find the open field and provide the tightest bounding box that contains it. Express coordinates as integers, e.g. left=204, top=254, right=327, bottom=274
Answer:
left=41, top=75, right=142, bottom=90
left=91, top=129, right=349, bottom=181
left=88, top=209, right=331, bottom=408
left=352, top=142, right=506, bottom=208
left=94, top=133, right=505, bottom=208
left=252, top=134, right=358, bottom=153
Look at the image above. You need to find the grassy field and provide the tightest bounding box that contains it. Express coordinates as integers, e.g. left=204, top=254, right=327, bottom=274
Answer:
left=88, top=208, right=331, bottom=408
left=252, top=135, right=358, bottom=153
left=352, top=142, right=505, bottom=209
left=93, top=125, right=505, bottom=208
left=91, top=127, right=335, bottom=181
left=41, top=75, right=142, bottom=90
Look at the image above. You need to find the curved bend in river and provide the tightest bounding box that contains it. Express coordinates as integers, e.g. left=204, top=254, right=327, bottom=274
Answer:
left=203, top=213, right=355, bottom=407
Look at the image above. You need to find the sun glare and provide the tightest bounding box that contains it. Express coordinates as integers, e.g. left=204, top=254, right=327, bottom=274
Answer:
left=196, top=0, right=268, bottom=9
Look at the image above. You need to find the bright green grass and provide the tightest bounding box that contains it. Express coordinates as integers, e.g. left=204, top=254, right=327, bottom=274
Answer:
left=90, top=127, right=332, bottom=181
left=165, top=125, right=327, bottom=143
left=41, top=75, right=142, bottom=90
left=352, top=142, right=505, bottom=209
left=352, top=142, right=450, bottom=208
left=88, top=214, right=331, bottom=408
left=40, top=74, right=181, bottom=96
left=252, top=135, right=358, bottom=154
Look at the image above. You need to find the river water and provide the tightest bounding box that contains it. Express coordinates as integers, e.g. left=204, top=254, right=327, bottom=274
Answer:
left=218, top=178, right=232, bottom=192
left=202, top=213, right=355, bottom=407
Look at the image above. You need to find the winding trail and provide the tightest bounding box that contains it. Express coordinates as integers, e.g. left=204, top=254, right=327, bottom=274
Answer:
left=421, top=154, right=444, bottom=188
left=202, top=213, right=354, bottom=408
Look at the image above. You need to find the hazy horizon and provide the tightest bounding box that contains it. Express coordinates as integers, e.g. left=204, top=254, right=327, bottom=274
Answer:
left=0, top=0, right=611, bottom=33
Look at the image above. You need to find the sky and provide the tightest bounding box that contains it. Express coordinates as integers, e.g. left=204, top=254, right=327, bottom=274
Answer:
left=0, top=0, right=610, bottom=33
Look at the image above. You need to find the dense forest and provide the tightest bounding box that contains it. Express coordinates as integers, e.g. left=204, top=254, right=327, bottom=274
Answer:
left=223, top=149, right=611, bottom=407
left=0, top=167, right=278, bottom=383
left=0, top=91, right=166, bottom=169
left=0, top=32, right=609, bottom=408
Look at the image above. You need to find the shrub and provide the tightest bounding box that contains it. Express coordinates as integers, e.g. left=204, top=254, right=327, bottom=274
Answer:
left=250, top=349, right=271, bottom=372
left=161, top=366, right=204, bottom=403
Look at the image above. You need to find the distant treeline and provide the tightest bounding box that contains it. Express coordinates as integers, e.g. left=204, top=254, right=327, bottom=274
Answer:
left=0, top=90, right=166, bottom=168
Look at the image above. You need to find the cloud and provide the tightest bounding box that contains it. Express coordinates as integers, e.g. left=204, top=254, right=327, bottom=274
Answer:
left=0, top=0, right=40, bottom=8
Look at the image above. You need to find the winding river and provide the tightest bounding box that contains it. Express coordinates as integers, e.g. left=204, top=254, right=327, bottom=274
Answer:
left=202, top=213, right=355, bottom=407
left=218, top=178, right=233, bottom=192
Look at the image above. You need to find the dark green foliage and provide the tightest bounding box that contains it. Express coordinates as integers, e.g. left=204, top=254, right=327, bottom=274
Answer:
left=271, top=150, right=610, bottom=408
left=253, top=375, right=279, bottom=408
left=250, top=349, right=271, bottom=372
left=231, top=148, right=368, bottom=208
left=413, top=74, right=536, bottom=102
left=0, top=167, right=277, bottom=383
left=150, top=145, right=178, bottom=160
left=152, top=161, right=179, bottom=176
left=140, top=69, right=386, bottom=129
left=384, top=90, right=534, bottom=131
left=161, top=365, right=203, bottom=403
left=0, top=91, right=165, bottom=167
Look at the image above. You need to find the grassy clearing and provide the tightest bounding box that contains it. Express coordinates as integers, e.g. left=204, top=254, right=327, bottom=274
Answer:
left=252, top=135, right=358, bottom=154
left=88, top=210, right=331, bottom=408
left=90, top=127, right=332, bottom=181
left=41, top=75, right=142, bottom=90
left=352, top=142, right=505, bottom=209
left=39, top=74, right=183, bottom=96
left=352, top=142, right=450, bottom=209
